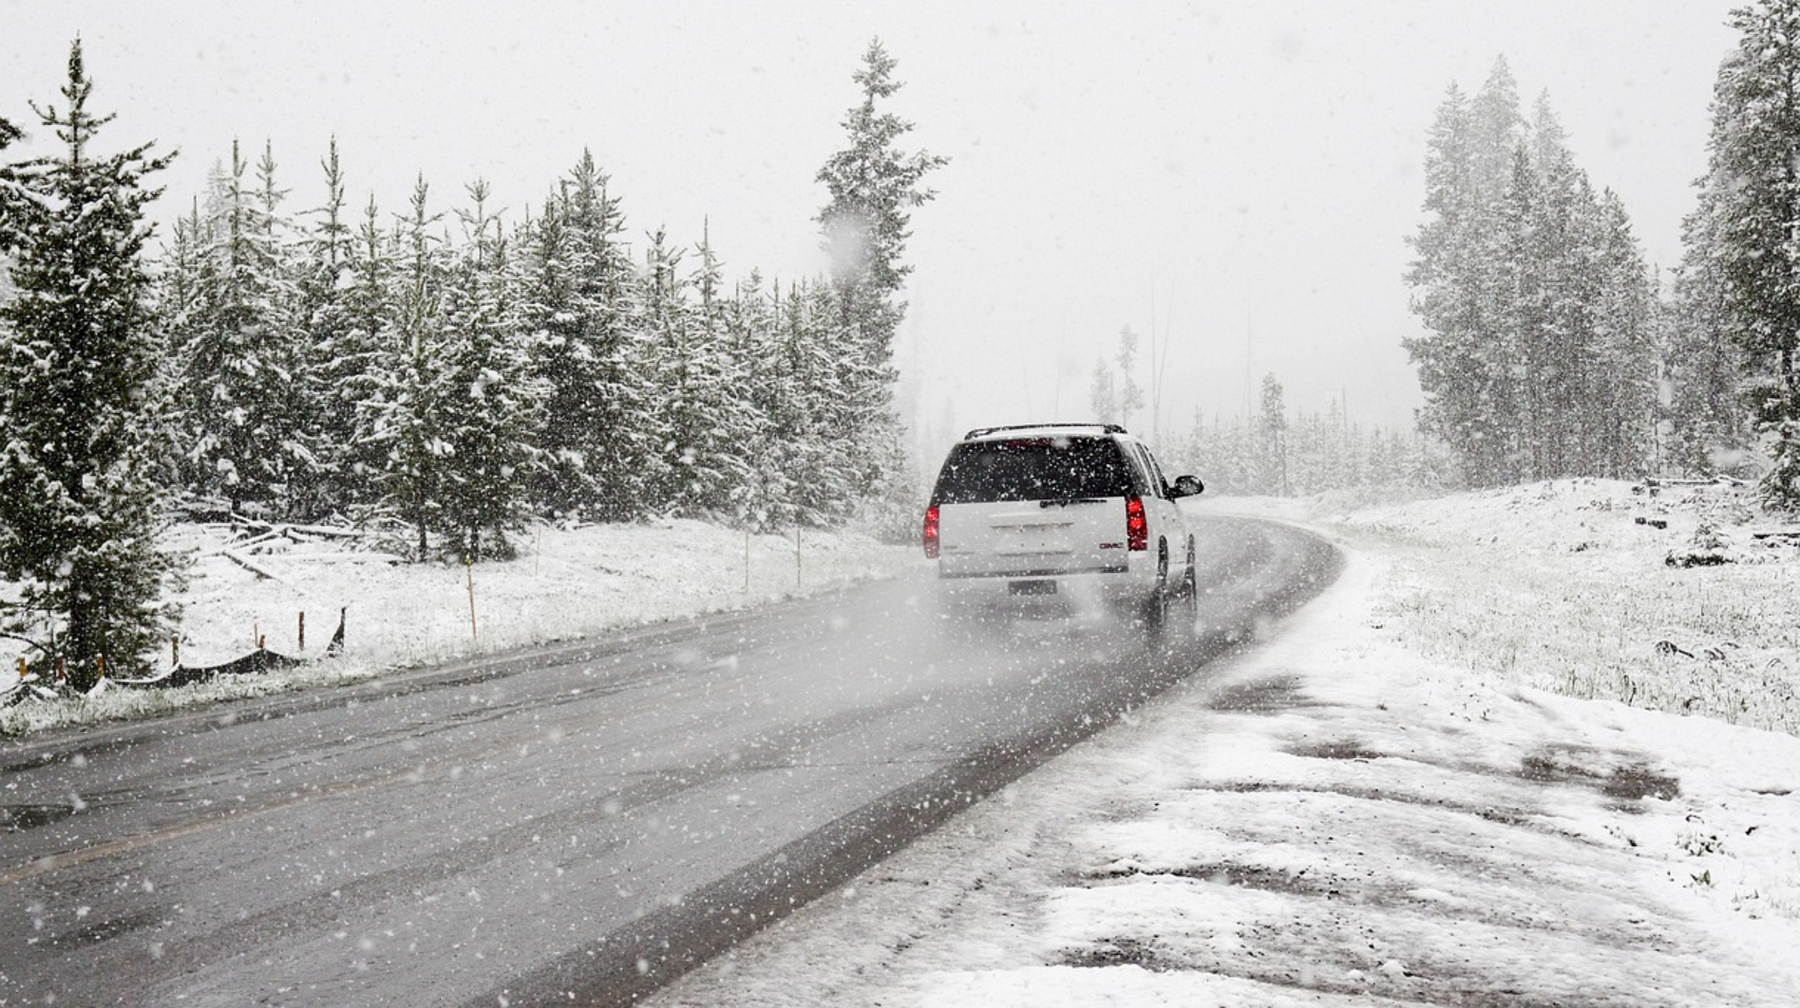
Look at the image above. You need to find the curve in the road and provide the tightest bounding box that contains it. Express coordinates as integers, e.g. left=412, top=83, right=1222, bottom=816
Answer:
left=0, top=515, right=1340, bottom=1007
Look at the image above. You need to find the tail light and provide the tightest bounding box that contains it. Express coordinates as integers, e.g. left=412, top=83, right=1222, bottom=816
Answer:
left=923, top=504, right=940, bottom=559
left=1125, top=495, right=1148, bottom=551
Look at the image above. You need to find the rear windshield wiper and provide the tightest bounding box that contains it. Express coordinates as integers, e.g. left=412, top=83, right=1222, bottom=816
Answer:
left=1040, top=497, right=1106, bottom=508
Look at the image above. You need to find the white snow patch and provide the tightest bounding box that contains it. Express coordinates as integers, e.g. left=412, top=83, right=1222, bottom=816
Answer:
left=2, top=519, right=912, bottom=735
left=652, top=481, right=1800, bottom=1006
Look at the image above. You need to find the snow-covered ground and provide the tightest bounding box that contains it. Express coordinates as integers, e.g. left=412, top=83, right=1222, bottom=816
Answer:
left=0, top=519, right=914, bottom=735
left=7, top=481, right=1800, bottom=1005
left=651, top=480, right=1800, bottom=1006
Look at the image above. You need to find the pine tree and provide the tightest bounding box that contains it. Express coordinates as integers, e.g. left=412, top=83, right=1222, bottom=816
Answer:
left=523, top=151, right=644, bottom=521
left=0, top=40, right=180, bottom=686
left=1589, top=190, right=1657, bottom=478
left=295, top=138, right=360, bottom=518
left=1492, top=142, right=1541, bottom=483
left=816, top=39, right=946, bottom=529
left=640, top=226, right=753, bottom=517
left=1257, top=373, right=1289, bottom=495
left=1405, top=82, right=1495, bottom=485
left=817, top=39, right=946, bottom=375
left=434, top=180, right=543, bottom=559
left=1666, top=170, right=1747, bottom=473
left=1685, top=1, right=1800, bottom=505
left=174, top=139, right=310, bottom=516
left=687, top=229, right=757, bottom=515
left=155, top=198, right=207, bottom=489
left=338, top=193, right=398, bottom=510
left=1408, top=60, right=1655, bottom=488
left=368, top=177, right=451, bottom=558
left=721, top=272, right=790, bottom=531
left=0, top=112, right=23, bottom=253
left=635, top=228, right=687, bottom=512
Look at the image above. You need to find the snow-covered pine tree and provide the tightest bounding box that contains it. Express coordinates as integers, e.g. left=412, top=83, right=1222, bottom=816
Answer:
left=174, top=139, right=310, bottom=517
left=432, top=181, right=543, bottom=559
left=1470, top=58, right=1526, bottom=208
left=799, top=278, right=868, bottom=524
left=1666, top=167, right=1748, bottom=474
left=817, top=39, right=944, bottom=382
left=1686, top=0, right=1800, bottom=506
left=816, top=39, right=945, bottom=532
left=1409, top=60, right=1655, bottom=488
left=1405, top=82, right=1494, bottom=486
left=339, top=193, right=398, bottom=510
left=721, top=272, right=788, bottom=531
left=634, top=228, right=687, bottom=512
left=524, top=151, right=644, bottom=522
left=1466, top=62, right=1527, bottom=486
left=156, top=198, right=208, bottom=489
left=0, top=40, right=181, bottom=686
left=1491, top=142, right=1542, bottom=483
left=687, top=228, right=757, bottom=515
left=1257, top=373, right=1289, bottom=495
left=762, top=278, right=856, bottom=527
left=639, top=225, right=753, bottom=517
left=0, top=111, right=23, bottom=254
left=369, top=177, right=452, bottom=558
left=1523, top=97, right=1657, bottom=482
left=1588, top=189, right=1657, bottom=478
left=294, top=138, right=362, bottom=519
left=1524, top=99, right=1588, bottom=478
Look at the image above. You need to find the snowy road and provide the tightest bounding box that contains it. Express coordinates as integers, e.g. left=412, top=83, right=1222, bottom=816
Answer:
left=0, top=514, right=1336, bottom=1006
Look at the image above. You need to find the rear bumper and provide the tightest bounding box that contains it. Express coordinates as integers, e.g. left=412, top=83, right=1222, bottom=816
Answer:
left=937, top=562, right=1127, bottom=579
left=933, top=559, right=1157, bottom=611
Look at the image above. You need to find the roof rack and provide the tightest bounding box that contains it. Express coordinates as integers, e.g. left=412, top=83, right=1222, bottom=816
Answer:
left=962, top=422, right=1128, bottom=440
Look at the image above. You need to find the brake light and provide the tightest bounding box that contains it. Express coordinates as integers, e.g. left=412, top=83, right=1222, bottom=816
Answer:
left=923, top=504, right=940, bottom=559
left=1125, top=495, right=1148, bottom=551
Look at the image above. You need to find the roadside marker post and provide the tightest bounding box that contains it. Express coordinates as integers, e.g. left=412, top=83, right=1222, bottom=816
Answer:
left=465, top=555, right=478, bottom=641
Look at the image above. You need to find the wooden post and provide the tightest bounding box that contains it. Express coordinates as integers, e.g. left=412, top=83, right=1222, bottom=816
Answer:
left=15, top=657, right=24, bottom=680
left=171, top=635, right=179, bottom=668
left=298, top=611, right=306, bottom=652
left=465, top=555, right=478, bottom=641
left=96, top=656, right=105, bottom=681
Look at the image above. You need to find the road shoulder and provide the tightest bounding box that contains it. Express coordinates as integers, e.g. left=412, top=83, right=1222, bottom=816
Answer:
left=651, top=544, right=1800, bottom=1007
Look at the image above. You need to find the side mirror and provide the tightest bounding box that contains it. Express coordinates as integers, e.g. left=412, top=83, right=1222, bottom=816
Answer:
left=1171, top=475, right=1204, bottom=498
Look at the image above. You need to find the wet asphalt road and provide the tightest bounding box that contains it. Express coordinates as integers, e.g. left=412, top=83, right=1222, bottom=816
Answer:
left=0, top=514, right=1338, bottom=1006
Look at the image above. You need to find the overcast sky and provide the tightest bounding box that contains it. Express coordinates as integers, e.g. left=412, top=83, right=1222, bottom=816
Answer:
left=2, top=1, right=1743, bottom=458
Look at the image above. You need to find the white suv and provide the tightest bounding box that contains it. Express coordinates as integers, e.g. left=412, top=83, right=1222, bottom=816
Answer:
left=922, top=423, right=1203, bottom=631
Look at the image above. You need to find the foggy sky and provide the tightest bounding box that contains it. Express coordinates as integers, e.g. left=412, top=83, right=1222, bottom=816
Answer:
left=1, top=1, right=1740, bottom=459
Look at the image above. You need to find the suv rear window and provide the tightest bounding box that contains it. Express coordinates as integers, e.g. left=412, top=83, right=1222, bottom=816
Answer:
left=931, top=436, right=1135, bottom=504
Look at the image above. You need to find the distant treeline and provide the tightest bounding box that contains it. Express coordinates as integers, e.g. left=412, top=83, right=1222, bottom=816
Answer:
left=1409, top=15, right=1800, bottom=510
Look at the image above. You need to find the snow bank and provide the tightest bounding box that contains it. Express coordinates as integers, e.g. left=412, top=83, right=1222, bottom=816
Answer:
left=1, top=519, right=914, bottom=736
left=653, top=482, right=1800, bottom=1006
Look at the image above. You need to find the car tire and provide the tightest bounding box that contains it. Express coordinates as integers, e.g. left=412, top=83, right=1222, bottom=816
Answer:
left=1141, top=539, right=1171, bottom=638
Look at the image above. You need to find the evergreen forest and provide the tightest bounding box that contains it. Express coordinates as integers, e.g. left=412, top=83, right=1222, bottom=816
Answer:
left=0, top=38, right=940, bottom=683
